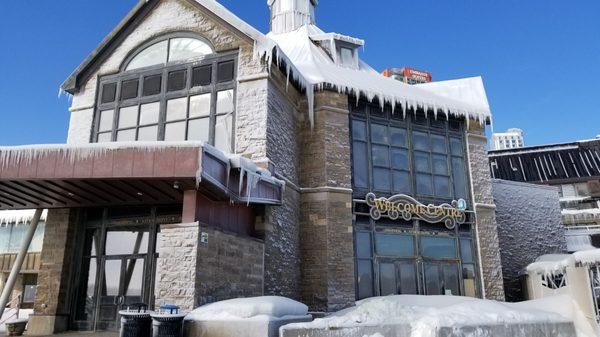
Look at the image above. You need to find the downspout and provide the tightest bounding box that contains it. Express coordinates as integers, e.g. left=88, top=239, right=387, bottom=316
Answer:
left=0, top=209, right=43, bottom=318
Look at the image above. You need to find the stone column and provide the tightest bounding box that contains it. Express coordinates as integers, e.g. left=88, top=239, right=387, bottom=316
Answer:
left=28, top=209, right=79, bottom=336
left=298, top=92, right=355, bottom=312
left=154, top=222, right=199, bottom=311
left=466, top=123, right=506, bottom=301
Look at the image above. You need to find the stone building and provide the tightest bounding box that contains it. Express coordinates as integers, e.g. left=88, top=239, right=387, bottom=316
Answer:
left=0, top=0, right=502, bottom=333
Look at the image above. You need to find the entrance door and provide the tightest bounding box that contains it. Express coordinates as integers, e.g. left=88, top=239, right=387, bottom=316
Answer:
left=422, top=262, right=461, bottom=296
left=378, top=260, right=418, bottom=296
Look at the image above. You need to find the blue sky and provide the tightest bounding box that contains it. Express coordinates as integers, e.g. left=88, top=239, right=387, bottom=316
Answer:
left=1, top=0, right=599, bottom=146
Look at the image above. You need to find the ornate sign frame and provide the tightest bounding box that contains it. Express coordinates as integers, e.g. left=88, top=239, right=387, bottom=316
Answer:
left=365, top=193, right=467, bottom=230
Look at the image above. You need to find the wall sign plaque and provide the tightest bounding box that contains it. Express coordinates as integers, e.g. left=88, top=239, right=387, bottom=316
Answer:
left=365, top=193, right=467, bottom=229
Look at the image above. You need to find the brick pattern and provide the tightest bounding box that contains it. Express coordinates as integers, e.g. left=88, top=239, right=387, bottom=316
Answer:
left=155, top=223, right=199, bottom=311
left=196, top=227, right=264, bottom=306
left=467, top=124, right=505, bottom=301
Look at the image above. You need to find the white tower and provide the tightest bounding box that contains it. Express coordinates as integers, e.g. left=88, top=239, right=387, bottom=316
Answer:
left=268, top=0, right=318, bottom=34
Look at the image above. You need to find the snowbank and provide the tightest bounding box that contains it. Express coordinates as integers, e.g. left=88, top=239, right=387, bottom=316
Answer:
left=185, top=296, right=308, bottom=322
left=285, top=295, right=575, bottom=337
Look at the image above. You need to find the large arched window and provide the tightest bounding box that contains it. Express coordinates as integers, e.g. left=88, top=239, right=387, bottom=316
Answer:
left=94, top=34, right=236, bottom=153
left=125, top=36, right=214, bottom=71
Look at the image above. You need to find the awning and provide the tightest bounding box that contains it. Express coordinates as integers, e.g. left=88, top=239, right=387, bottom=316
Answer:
left=0, top=142, right=284, bottom=210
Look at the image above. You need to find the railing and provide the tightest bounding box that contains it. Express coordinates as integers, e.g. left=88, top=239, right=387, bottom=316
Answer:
left=565, top=224, right=600, bottom=232
left=0, top=252, right=41, bottom=273
left=0, top=295, right=20, bottom=325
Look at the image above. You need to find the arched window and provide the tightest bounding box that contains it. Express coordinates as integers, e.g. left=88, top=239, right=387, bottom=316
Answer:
left=125, top=37, right=214, bottom=71
left=94, top=34, right=236, bottom=153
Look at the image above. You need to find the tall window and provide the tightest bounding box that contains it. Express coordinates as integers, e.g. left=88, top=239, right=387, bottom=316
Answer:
left=351, top=101, right=469, bottom=203
left=94, top=35, right=236, bottom=153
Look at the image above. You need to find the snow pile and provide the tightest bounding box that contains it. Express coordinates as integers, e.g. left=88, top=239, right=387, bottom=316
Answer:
left=0, top=210, right=47, bottom=226
left=573, top=249, right=600, bottom=266
left=527, top=249, right=600, bottom=275
left=185, top=296, right=309, bottom=322
left=285, top=295, right=573, bottom=337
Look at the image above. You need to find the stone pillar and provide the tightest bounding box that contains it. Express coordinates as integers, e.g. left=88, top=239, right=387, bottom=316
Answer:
left=10, top=274, right=23, bottom=306
left=28, top=209, right=79, bottom=336
left=466, top=123, right=505, bottom=301
left=298, top=92, right=355, bottom=312
left=154, top=222, right=199, bottom=311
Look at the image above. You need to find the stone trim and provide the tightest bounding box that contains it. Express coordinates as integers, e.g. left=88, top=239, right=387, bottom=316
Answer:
left=69, top=104, right=95, bottom=113
left=467, top=132, right=489, bottom=141
left=475, top=203, right=497, bottom=210
left=238, top=72, right=270, bottom=83
left=315, top=105, right=349, bottom=116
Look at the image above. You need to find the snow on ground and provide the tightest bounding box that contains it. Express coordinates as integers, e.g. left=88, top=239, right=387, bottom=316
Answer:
left=185, top=296, right=309, bottom=322
left=285, top=295, right=586, bottom=337
left=0, top=309, right=32, bottom=333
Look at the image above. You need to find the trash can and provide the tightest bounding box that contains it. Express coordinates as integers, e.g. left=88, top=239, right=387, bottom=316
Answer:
left=119, top=303, right=152, bottom=337
left=151, top=305, right=186, bottom=337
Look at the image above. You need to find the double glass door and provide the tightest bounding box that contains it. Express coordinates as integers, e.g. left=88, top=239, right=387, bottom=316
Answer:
left=73, top=223, right=155, bottom=331
left=377, top=259, right=461, bottom=297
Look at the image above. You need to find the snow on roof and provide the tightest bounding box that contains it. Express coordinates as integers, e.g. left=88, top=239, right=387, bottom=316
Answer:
left=283, top=295, right=570, bottom=337
left=184, top=296, right=308, bottom=321
left=262, top=25, right=492, bottom=127
left=310, top=33, right=365, bottom=46
left=0, top=210, right=47, bottom=226
left=416, top=77, right=490, bottom=112
left=527, top=249, right=600, bottom=275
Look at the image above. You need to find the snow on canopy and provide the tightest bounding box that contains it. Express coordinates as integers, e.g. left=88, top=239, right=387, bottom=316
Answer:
left=283, top=295, right=582, bottom=337
left=527, top=249, right=600, bottom=276
left=0, top=210, right=48, bottom=226
left=184, top=296, right=308, bottom=321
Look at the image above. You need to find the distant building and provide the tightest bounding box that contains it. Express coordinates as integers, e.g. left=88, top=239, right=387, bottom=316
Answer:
left=491, top=128, right=525, bottom=150
left=489, top=137, right=600, bottom=252
left=382, top=67, right=433, bottom=85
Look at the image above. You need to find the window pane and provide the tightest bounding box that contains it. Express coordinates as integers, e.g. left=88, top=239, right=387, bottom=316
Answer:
left=432, top=154, right=449, bottom=175
left=443, top=264, right=460, bottom=296
left=353, top=142, right=368, bottom=188
left=120, top=79, right=139, bottom=100
left=215, top=115, right=233, bottom=152
left=340, top=47, right=354, bottom=66
left=431, top=134, right=447, bottom=153
left=357, top=260, right=373, bottom=300
left=375, top=234, right=414, bottom=257
left=420, top=237, right=457, bottom=259
left=97, top=132, right=112, bottom=143
left=137, top=125, right=158, bottom=141
left=105, top=231, right=149, bottom=255
left=463, top=264, right=477, bottom=297
left=166, top=97, right=188, bottom=121
left=393, top=171, right=410, bottom=194
left=372, top=145, right=389, bottom=167
left=452, top=158, right=468, bottom=200
left=101, top=83, right=117, bottom=103
left=373, top=168, right=391, bottom=191
left=217, top=60, right=235, bottom=82
left=126, top=40, right=168, bottom=71
left=416, top=173, right=433, bottom=195
left=414, top=152, right=430, bottom=173
left=167, top=70, right=187, bottom=92
left=116, top=129, right=136, bottom=142
left=139, top=102, right=160, bottom=125
left=460, top=239, right=474, bottom=263
left=217, top=90, right=235, bottom=114
left=450, top=137, right=464, bottom=156
left=425, top=264, right=441, bottom=295
left=352, top=120, right=366, bottom=141
left=187, top=118, right=210, bottom=142
left=189, top=93, right=211, bottom=118
left=399, top=263, right=418, bottom=295
left=118, top=106, right=138, bottom=129
left=434, top=176, right=451, bottom=197
left=142, top=74, right=162, bottom=96
left=379, top=263, right=396, bottom=296
left=391, top=148, right=409, bottom=170
left=370, top=124, right=388, bottom=144
left=164, top=122, right=186, bottom=141
left=390, top=127, right=406, bottom=147
left=356, top=232, right=372, bottom=259
left=413, top=131, right=429, bottom=151
left=192, top=65, right=213, bottom=88
left=168, top=38, right=213, bottom=63
left=99, top=110, right=114, bottom=132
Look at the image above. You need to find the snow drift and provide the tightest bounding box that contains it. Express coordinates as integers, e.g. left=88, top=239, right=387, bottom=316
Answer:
left=185, top=296, right=309, bottom=321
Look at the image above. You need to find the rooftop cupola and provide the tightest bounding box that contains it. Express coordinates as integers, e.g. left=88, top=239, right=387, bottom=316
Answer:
left=268, top=0, right=318, bottom=34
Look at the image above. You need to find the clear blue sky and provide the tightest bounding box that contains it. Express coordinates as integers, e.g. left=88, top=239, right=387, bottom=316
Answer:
left=1, top=0, right=599, bottom=146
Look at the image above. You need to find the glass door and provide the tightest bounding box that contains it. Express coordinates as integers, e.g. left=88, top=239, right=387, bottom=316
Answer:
left=422, top=262, right=461, bottom=296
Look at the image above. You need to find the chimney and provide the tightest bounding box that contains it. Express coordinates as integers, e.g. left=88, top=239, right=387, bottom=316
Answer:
left=268, top=0, right=317, bottom=34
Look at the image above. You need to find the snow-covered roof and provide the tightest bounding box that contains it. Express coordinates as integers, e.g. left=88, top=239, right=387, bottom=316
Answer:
left=0, top=210, right=47, bottom=226
left=527, top=249, right=600, bottom=275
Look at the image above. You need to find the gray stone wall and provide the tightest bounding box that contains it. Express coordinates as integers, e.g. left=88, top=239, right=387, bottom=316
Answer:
left=196, top=226, right=264, bottom=306
left=466, top=124, right=505, bottom=301
left=492, top=179, right=566, bottom=302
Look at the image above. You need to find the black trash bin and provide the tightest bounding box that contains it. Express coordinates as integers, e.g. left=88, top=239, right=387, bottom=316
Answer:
left=119, top=303, right=152, bottom=337
left=151, top=305, right=186, bottom=337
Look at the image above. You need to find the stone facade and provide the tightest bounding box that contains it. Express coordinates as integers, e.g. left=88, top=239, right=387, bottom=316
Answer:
left=28, top=209, right=79, bottom=335
left=492, top=179, right=566, bottom=302
left=466, top=124, right=505, bottom=301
